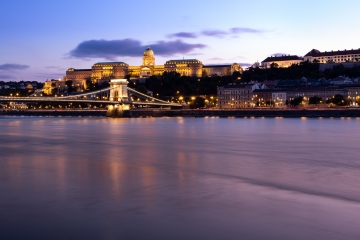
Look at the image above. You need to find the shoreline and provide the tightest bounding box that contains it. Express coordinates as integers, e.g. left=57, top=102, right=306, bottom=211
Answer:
left=0, top=109, right=107, bottom=117
left=128, top=109, right=360, bottom=118
left=1, top=108, right=360, bottom=118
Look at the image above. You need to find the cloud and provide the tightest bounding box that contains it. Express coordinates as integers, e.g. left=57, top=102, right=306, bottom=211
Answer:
left=68, top=39, right=206, bottom=60
left=168, top=27, right=264, bottom=39
left=239, top=63, right=253, bottom=67
left=271, top=53, right=289, bottom=57
left=187, top=53, right=203, bottom=56
left=230, top=27, right=264, bottom=34
left=36, top=73, right=64, bottom=78
left=0, top=63, right=29, bottom=71
left=208, top=57, right=224, bottom=61
left=201, top=29, right=228, bottom=38
left=45, top=66, right=64, bottom=70
left=0, top=74, right=16, bottom=80
left=168, top=32, right=198, bottom=39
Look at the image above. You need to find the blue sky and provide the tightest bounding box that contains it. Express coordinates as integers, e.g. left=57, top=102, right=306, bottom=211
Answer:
left=1, top=0, right=359, bottom=81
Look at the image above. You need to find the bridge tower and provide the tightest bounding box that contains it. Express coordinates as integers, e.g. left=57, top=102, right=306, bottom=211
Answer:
left=107, top=79, right=131, bottom=118
left=109, top=79, right=129, bottom=102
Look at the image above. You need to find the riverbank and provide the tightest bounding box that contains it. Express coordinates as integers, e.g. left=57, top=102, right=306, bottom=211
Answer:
left=2, top=108, right=360, bottom=118
left=128, top=108, right=360, bottom=118
left=0, top=109, right=107, bottom=117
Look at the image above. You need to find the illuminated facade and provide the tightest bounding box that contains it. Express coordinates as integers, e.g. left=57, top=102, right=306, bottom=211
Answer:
left=304, top=48, right=360, bottom=63
left=261, top=55, right=304, bottom=68
left=217, top=83, right=267, bottom=108
left=65, top=47, right=243, bottom=83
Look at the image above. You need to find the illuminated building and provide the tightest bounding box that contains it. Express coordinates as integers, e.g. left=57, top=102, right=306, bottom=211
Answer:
left=43, top=79, right=67, bottom=95
left=217, top=83, right=267, bottom=108
left=304, top=48, right=360, bottom=63
left=261, top=55, right=304, bottom=68
left=65, top=47, right=243, bottom=83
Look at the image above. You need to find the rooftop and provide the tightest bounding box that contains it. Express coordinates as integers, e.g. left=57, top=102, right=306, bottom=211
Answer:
left=73, top=69, right=91, bottom=71
left=95, top=62, right=127, bottom=65
left=166, top=59, right=201, bottom=63
left=304, top=48, right=360, bottom=57
left=262, top=55, right=303, bottom=63
left=220, top=84, right=253, bottom=89
left=203, top=64, right=231, bottom=68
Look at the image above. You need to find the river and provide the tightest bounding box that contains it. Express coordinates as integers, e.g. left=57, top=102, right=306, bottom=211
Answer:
left=1, top=116, right=360, bottom=239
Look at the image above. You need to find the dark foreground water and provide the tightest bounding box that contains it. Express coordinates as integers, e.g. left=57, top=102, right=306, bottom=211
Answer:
left=1, top=116, right=360, bottom=240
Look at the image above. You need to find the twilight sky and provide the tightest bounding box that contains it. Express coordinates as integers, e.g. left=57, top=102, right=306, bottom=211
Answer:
left=1, top=0, right=359, bottom=81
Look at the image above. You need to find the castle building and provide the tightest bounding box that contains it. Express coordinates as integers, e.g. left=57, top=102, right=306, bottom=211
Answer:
left=65, top=47, right=243, bottom=83
left=304, top=49, right=360, bottom=63
left=261, top=55, right=304, bottom=68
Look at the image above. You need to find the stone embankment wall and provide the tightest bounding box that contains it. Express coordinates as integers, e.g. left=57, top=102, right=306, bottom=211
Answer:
left=128, top=109, right=360, bottom=118
left=2, top=109, right=360, bottom=118
left=0, top=110, right=107, bottom=117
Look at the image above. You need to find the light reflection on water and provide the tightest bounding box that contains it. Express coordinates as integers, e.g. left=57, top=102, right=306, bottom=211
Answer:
left=1, top=116, right=360, bottom=239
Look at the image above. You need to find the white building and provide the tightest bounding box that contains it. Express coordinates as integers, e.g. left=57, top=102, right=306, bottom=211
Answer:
left=304, top=48, right=360, bottom=64
left=261, top=55, right=304, bottom=68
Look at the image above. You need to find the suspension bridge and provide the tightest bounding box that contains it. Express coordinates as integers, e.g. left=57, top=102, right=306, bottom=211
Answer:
left=0, top=79, right=182, bottom=117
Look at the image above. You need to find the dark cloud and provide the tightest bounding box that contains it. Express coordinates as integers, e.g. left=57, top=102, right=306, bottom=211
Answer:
left=0, top=63, right=29, bottom=71
left=69, top=39, right=206, bottom=60
left=168, top=32, right=198, bottom=38
left=0, top=74, right=16, bottom=80
left=151, top=40, right=206, bottom=56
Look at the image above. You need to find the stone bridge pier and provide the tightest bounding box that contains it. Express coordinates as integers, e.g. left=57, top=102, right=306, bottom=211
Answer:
left=107, top=79, right=131, bottom=118
left=106, top=103, right=130, bottom=118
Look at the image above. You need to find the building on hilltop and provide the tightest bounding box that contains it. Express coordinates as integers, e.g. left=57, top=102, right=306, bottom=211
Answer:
left=164, top=59, right=203, bottom=77
left=304, top=48, right=360, bottom=63
left=65, top=47, right=243, bottom=84
left=261, top=55, right=304, bottom=68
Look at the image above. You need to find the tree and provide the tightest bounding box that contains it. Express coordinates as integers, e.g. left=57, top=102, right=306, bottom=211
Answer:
left=85, top=79, right=94, bottom=90
left=309, top=96, right=322, bottom=105
left=270, top=62, right=279, bottom=68
left=313, top=59, right=320, bottom=64
left=232, top=71, right=241, bottom=80
left=65, top=80, right=74, bottom=93
left=135, top=85, right=147, bottom=94
left=326, top=94, right=348, bottom=106
left=265, top=100, right=275, bottom=106
left=191, top=96, right=205, bottom=109
left=202, top=70, right=208, bottom=77
left=290, top=96, right=304, bottom=107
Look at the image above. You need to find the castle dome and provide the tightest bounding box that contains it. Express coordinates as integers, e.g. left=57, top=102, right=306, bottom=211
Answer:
left=144, top=47, right=154, bottom=57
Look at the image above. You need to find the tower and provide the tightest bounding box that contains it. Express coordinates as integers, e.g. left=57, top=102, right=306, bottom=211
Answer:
left=142, top=47, right=155, bottom=66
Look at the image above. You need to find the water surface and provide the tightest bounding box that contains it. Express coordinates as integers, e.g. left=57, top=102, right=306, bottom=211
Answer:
left=1, top=116, right=360, bottom=240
